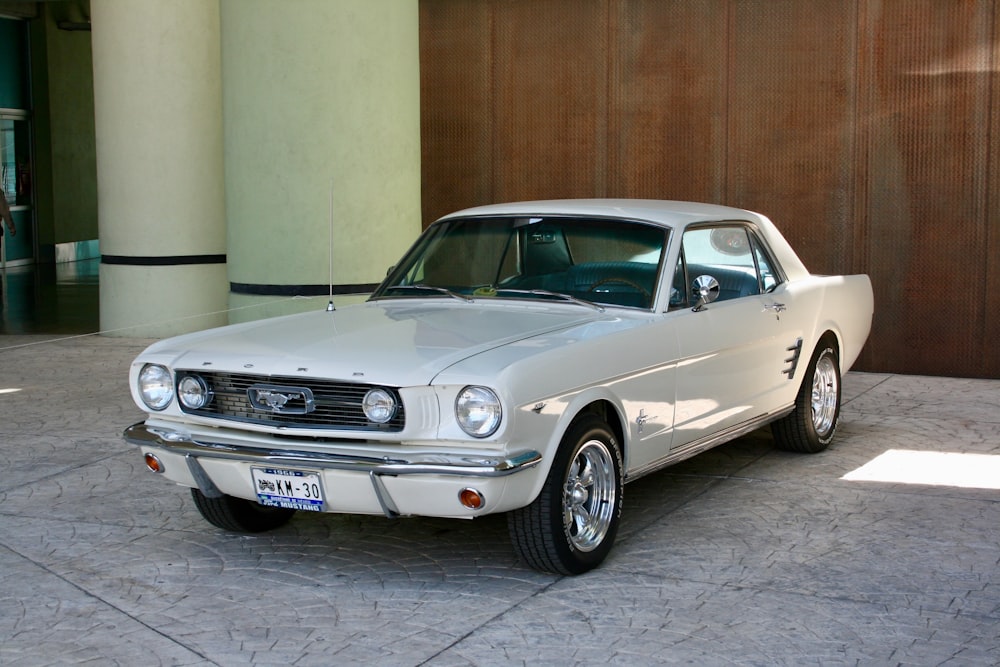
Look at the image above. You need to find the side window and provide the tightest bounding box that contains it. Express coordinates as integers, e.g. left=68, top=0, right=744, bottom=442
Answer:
left=680, top=226, right=761, bottom=302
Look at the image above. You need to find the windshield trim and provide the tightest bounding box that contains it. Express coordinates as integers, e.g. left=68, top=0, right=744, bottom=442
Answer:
left=370, top=214, right=671, bottom=312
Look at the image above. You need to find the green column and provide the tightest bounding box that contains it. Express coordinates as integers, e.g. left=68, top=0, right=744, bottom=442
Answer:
left=92, top=0, right=227, bottom=337
left=221, top=0, right=422, bottom=321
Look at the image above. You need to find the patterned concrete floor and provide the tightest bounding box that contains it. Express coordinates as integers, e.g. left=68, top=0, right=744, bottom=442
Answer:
left=1, top=333, right=998, bottom=666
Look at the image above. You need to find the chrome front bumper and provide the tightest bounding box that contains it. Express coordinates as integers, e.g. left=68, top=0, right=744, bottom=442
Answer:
left=123, top=422, right=542, bottom=517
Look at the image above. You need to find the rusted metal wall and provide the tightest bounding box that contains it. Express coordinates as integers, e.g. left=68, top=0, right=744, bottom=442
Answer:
left=419, top=0, right=1000, bottom=378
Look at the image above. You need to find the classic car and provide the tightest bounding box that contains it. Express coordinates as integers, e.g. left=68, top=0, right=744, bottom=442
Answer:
left=124, top=199, right=873, bottom=575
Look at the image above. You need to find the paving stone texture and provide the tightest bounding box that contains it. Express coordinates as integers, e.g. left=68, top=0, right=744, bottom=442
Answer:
left=1, top=334, right=998, bottom=666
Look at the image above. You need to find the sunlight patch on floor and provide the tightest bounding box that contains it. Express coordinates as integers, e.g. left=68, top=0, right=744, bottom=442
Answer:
left=843, top=449, right=1000, bottom=490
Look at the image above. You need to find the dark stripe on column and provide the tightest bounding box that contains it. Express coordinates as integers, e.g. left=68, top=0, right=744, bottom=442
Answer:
left=102, top=254, right=227, bottom=266
left=230, top=282, right=380, bottom=297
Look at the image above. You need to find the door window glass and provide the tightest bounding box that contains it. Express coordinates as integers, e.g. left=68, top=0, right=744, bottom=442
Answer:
left=680, top=226, right=760, bottom=302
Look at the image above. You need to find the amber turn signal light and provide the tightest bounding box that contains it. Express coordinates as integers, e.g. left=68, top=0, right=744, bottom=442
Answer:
left=144, top=453, right=165, bottom=473
left=458, top=487, right=485, bottom=510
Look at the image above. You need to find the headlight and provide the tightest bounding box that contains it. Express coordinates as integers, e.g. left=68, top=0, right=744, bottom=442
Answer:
left=138, top=364, right=174, bottom=411
left=455, top=386, right=502, bottom=437
left=177, top=374, right=211, bottom=410
left=363, top=387, right=397, bottom=424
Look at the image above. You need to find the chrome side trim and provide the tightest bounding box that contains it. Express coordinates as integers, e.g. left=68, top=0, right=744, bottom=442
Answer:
left=625, top=406, right=794, bottom=483
left=123, top=423, right=542, bottom=478
left=782, top=338, right=804, bottom=379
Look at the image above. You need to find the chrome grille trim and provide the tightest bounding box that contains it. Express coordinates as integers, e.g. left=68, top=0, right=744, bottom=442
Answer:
left=177, top=371, right=405, bottom=431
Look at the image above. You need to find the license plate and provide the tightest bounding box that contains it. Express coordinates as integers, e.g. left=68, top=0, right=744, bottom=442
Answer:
left=251, top=467, right=324, bottom=511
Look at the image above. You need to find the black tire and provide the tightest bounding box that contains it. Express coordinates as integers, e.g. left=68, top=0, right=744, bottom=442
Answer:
left=508, top=415, right=623, bottom=575
left=772, top=341, right=841, bottom=453
left=190, top=488, right=296, bottom=533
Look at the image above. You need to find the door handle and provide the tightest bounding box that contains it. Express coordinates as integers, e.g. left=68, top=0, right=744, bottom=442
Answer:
left=763, top=302, right=786, bottom=314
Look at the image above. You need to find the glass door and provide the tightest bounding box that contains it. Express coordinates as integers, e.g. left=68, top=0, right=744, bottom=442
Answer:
left=1, top=113, right=33, bottom=266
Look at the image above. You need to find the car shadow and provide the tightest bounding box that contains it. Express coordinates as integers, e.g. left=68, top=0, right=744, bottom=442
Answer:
left=226, top=428, right=781, bottom=579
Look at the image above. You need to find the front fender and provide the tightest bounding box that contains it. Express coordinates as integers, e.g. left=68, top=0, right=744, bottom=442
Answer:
left=501, top=385, right=628, bottom=508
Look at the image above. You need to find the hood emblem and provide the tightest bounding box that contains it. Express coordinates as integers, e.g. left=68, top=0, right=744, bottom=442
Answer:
left=248, top=384, right=316, bottom=414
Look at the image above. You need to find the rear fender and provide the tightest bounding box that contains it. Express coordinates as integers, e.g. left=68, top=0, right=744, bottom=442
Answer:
left=810, top=274, right=874, bottom=371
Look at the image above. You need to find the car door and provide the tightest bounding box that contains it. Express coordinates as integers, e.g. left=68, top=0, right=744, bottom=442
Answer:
left=668, top=224, right=804, bottom=448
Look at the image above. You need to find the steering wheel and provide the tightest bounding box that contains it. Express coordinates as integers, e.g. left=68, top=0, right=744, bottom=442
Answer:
left=588, top=277, right=652, bottom=301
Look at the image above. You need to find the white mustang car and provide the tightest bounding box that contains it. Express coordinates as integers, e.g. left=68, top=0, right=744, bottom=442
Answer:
left=125, top=200, right=873, bottom=575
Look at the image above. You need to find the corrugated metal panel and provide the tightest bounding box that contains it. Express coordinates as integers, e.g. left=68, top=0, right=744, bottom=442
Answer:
left=726, top=1, right=857, bottom=276
left=491, top=0, right=608, bottom=202
left=418, top=0, right=1000, bottom=378
left=857, top=0, right=993, bottom=375
left=988, top=2, right=1000, bottom=377
left=610, top=1, right=728, bottom=202
left=419, top=0, right=493, bottom=223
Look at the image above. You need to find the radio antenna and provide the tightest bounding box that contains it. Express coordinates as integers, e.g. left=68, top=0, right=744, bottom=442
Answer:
left=326, top=178, right=335, bottom=312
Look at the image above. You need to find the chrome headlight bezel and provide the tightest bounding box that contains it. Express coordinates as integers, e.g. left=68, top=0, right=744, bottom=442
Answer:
left=138, top=363, right=174, bottom=411
left=362, top=387, right=398, bottom=424
left=177, top=373, right=212, bottom=410
left=455, top=386, right=502, bottom=438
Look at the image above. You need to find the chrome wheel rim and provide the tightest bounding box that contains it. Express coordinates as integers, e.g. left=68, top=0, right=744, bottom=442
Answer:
left=562, top=439, right=617, bottom=553
left=811, top=353, right=839, bottom=436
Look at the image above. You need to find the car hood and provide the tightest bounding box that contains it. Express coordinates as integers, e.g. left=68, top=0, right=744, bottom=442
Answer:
left=139, top=300, right=611, bottom=387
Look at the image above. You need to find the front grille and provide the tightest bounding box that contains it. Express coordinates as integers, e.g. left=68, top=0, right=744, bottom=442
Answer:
left=178, top=371, right=405, bottom=432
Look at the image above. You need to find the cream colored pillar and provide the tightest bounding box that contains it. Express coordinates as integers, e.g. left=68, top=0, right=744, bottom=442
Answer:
left=221, top=0, right=422, bottom=322
left=92, top=0, right=228, bottom=337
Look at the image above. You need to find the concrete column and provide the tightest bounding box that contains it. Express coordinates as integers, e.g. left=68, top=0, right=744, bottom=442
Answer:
left=221, top=0, right=422, bottom=321
left=92, top=0, right=227, bottom=337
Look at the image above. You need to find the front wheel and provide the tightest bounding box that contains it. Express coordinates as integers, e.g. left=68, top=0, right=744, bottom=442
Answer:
left=190, top=488, right=297, bottom=533
left=772, top=342, right=841, bottom=453
left=508, top=416, right=623, bottom=575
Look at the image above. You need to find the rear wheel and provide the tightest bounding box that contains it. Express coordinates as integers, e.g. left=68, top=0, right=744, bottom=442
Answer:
left=508, top=416, right=623, bottom=575
left=772, top=341, right=841, bottom=453
left=190, top=488, right=296, bottom=533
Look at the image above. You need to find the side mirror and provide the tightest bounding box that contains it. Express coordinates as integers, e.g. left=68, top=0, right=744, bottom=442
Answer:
left=691, top=275, right=720, bottom=311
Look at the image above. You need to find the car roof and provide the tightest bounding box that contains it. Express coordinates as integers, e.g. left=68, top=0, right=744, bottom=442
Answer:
left=437, top=199, right=767, bottom=228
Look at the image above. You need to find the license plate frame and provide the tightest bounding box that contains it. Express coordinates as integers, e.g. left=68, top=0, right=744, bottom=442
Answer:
left=251, top=467, right=324, bottom=512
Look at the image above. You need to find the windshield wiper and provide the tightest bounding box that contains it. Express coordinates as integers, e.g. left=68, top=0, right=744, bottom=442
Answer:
left=382, top=284, right=473, bottom=302
left=494, top=288, right=605, bottom=312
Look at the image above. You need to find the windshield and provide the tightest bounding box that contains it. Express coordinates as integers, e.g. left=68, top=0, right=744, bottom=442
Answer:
left=372, top=215, right=668, bottom=310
